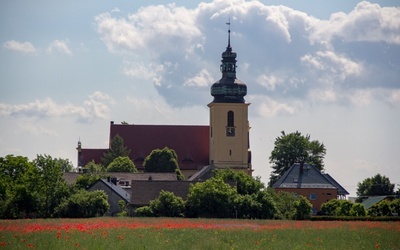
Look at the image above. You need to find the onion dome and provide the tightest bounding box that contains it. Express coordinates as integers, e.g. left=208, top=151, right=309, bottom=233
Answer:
left=211, top=23, right=247, bottom=103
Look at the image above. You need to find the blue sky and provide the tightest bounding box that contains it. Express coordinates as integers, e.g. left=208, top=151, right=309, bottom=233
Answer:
left=1, top=0, right=399, bottom=196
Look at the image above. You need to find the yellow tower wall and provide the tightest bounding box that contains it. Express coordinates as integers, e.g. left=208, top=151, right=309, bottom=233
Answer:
left=208, top=102, right=251, bottom=172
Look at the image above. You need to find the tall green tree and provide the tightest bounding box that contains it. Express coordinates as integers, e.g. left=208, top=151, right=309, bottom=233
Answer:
left=144, top=147, right=180, bottom=173
left=101, top=134, right=131, bottom=167
left=106, top=156, right=137, bottom=173
left=34, top=155, right=71, bottom=218
left=0, top=155, right=39, bottom=218
left=269, top=131, right=326, bottom=186
left=356, top=174, right=394, bottom=197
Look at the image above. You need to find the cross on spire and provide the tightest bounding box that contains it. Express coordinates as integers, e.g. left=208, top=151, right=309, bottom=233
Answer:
left=226, top=18, right=231, bottom=48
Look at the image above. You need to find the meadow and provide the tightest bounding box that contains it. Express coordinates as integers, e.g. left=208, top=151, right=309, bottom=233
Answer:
left=0, top=218, right=399, bottom=249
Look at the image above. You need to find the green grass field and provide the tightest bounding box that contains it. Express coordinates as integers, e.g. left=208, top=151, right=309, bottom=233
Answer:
left=1, top=218, right=399, bottom=249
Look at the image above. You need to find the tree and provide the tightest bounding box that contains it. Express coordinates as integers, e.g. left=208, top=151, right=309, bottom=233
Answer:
left=0, top=155, right=40, bottom=218
left=84, top=160, right=104, bottom=173
left=269, top=131, right=326, bottom=186
left=356, top=174, right=394, bottom=197
left=293, top=195, right=312, bottom=220
left=186, top=178, right=237, bottom=218
left=34, top=155, right=71, bottom=218
left=75, top=174, right=100, bottom=189
left=101, top=134, right=131, bottom=167
left=214, top=169, right=264, bottom=195
left=144, top=147, right=181, bottom=174
left=56, top=158, right=74, bottom=172
left=254, top=190, right=278, bottom=219
left=321, top=199, right=365, bottom=216
left=54, top=189, right=109, bottom=218
left=269, top=189, right=299, bottom=219
left=106, top=156, right=137, bottom=173
left=149, top=190, right=185, bottom=217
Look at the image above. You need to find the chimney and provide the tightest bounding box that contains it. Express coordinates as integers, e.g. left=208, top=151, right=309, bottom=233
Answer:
left=300, top=162, right=304, bottom=174
left=111, top=177, right=117, bottom=185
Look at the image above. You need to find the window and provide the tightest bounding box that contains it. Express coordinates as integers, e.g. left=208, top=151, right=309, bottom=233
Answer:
left=227, top=111, right=234, bottom=127
left=309, top=193, right=317, bottom=200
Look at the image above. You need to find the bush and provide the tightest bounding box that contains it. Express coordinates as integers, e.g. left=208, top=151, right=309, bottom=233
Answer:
left=293, top=195, right=312, bottom=220
left=186, top=178, right=237, bottom=218
left=149, top=190, right=185, bottom=217
left=349, top=203, right=366, bottom=216
left=54, top=190, right=109, bottom=218
left=234, top=194, right=262, bottom=219
left=255, top=190, right=278, bottom=219
left=106, top=156, right=137, bottom=173
left=135, top=206, right=154, bottom=217
left=321, top=199, right=355, bottom=216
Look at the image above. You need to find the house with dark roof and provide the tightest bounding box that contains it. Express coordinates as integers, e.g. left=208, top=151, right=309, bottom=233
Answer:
left=272, top=163, right=349, bottom=214
left=130, top=180, right=196, bottom=208
left=88, top=178, right=131, bottom=216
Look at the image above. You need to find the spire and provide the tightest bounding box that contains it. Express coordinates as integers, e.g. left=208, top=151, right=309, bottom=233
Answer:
left=210, top=20, right=247, bottom=103
left=226, top=18, right=231, bottom=49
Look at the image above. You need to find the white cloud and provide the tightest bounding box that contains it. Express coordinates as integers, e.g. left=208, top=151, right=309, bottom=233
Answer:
left=47, top=40, right=72, bottom=55
left=311, top=1, right=400, bottom=45
left=3, top=40, right=37, bottom=53
left=94, top=0, right=399, bottom=110
left=0, top=91, right=113, bottom=123
left=95, top=3, right=201, bottom=53
left=251, top=96, right=295, bottom=117
left=18, top=123, right=58, bottom=137
left=389, top=89, right=400, bottom=105
left=308, top=88, right=337, bottom=103
left=301, top=51, right=363, bottom=80
left=184, top=68, right=214, bottom=87
left=257, top=74, right=285, bottom=91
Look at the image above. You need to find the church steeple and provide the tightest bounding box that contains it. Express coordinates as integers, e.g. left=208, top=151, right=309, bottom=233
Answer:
left=211, top=21, right=247, bottom=103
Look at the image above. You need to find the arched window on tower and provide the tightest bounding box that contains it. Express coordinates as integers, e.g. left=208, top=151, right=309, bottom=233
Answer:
left=227, top=111, right=234, bottom=127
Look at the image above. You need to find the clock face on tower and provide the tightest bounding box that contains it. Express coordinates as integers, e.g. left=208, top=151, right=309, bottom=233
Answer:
left=226, top=127, right=235, bottom=137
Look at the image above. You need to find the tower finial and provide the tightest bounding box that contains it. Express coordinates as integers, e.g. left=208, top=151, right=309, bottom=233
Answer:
left=226, top=18, right=231, bottom=48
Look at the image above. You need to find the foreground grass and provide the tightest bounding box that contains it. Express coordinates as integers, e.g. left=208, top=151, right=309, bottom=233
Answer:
left=0, top=218, right=399, bottom=249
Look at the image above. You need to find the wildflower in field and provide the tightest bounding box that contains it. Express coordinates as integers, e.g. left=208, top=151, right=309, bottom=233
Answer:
left=118, top=236, right=124, bottom=241
left=375, top=243, right=380, bottom=248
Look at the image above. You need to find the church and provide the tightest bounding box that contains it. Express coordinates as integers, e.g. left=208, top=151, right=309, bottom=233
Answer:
left=77, top=27, right=252, bottom=179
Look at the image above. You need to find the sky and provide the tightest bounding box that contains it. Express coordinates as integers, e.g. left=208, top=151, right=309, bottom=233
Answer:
left=1, top=0, right=399, bottom=197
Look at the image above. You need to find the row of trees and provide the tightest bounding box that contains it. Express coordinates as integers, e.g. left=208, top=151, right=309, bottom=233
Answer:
left=0, top=154, right=109, bottom=219
left=320, top=198, right=400, bottom=217
left=86, top=134, right=184, bottom=179
left=136, top=169, right=313, bottom=220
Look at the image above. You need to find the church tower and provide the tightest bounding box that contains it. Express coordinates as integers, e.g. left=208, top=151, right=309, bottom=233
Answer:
left=208, top=24, right=252, bottom=175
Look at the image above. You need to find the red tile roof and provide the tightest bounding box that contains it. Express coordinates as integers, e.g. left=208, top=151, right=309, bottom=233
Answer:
left=79, top=148, right=108, bottom=167
left=79, top=123, right=210, bottom=171
left=110, top=124, right=209, bottom=171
